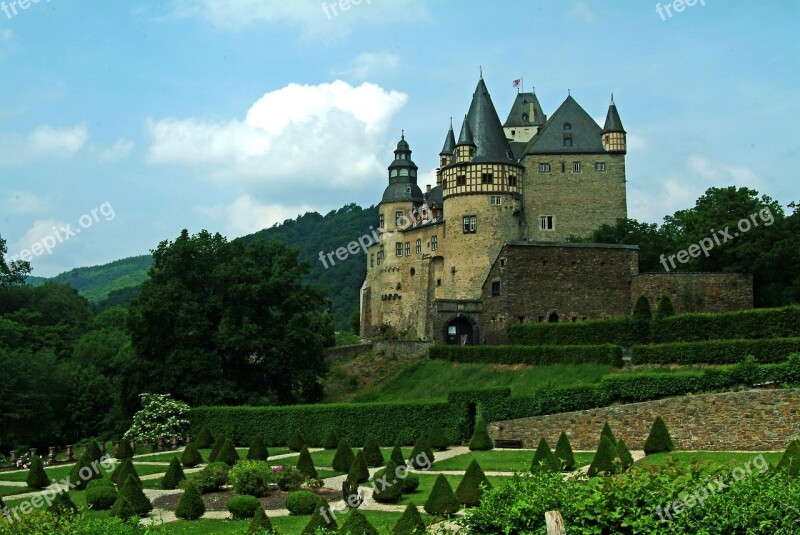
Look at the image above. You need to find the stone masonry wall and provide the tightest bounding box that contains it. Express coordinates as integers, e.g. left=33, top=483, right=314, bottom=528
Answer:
left=489, top=388, right=800, bottom=451
left=631, top=272, right=753, bottom=314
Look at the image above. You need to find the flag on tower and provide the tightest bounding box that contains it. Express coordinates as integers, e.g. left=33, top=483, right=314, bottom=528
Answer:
left=512, top=79, right=521, bottom=88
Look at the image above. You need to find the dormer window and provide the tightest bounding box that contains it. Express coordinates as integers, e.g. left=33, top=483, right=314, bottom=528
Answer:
left=390, top=170, right=398, bottom=177
left=563, top=122, right=572, bottom=131
left=522, top=113, right=529, bottom=122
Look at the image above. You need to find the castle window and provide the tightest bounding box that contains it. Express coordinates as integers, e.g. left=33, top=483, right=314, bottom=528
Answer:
left=410, top=267, right=416, bottom=276
left=491, top=281, right=501, bottom=296
left=379, top=214, right=384, bottom=228
left=481, top=173, right=493, bottom=184
left=469, top=148, right=475, bottom=157
left=490, top=196, right=502, bottom=206
left=522, top=113, right=529, bottom=122
left=463, top=215, right=477, bottom=234
left=399, top=169, right=409, bottom=177
left=411, top=170, right=417, bottom=177
left=594, top=162, right=606, bottom=171
left=564, top=122, right=571, bottom=130
left=561, top=161, right=566, bottom=172
left=456, top=175, right=466, bottom=186
left=540, top=215, right=554, bottom=230
left=431, top=235, right=438, bottom=251
left=572, top=162, right=581, bottom=173
left=508, top=175, right=517, bottom=187
left=395, top=242, right=403, bottom=257
left=518, top=316, right=525, bottom=323
left=378, top=245, right=384, bottom=265
left=370, top=254, right=374, bottom=268
left=511, top=130, right=515, bottom=136
left=416, top=239, right=422, bottom=254
left=442, top=179, right=448, bottom=189
left=500, top=258, right=507, bottom=267
left=563, top=134, right=573, bottom=147
left=395, top=211, right=404, bottom=225
left=437, top=278, right=441, bottom=286
left=405, top=242, right=411, bottom=256
left=390, top=170, right=398, bottom=177
left=539, top=163, right=550, bottom=172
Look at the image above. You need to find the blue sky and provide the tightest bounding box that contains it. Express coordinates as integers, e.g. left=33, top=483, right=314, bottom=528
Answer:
left=0, top=0, right=797, bottom=276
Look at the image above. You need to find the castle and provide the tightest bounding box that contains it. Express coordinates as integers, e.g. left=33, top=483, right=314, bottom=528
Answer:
left=360, top=77, right=753, bottom=344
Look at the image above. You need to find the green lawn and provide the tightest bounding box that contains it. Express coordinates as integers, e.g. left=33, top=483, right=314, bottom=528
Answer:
left=136, top=447, right=293, bottom=463
left=0, top=485, right=31, bottom=497
left=0, top=461, right=168, bottom=484
left=636, top=451, right=783, bottom=471
left=390, top=473, right=510, bottom=507
left=265, top=447, right=412, bottom=472
left=432, top=450, right=594, bottom=472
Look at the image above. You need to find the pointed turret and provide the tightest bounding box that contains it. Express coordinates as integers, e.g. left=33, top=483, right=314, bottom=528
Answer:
left=439, top=121, right=456, bottom=168
left=381, top=133, right=423, bottom=204
left=601, top=95, right=625, bottom=134
left=457, top=116, right=475, bottom=146
left=465, top=79, right=516, bottom=164
left=455, top=116, right=475, bottom=163
left=601, top=95, right=626, bottom=154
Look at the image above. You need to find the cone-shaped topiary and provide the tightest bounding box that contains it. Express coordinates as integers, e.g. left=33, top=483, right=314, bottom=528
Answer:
left=342, top=476, right=362, bottom=509
left=531, top=438, right=560, bottom=473
left=600, top=422, right=617, bottom=447
left=393, top=502, right=426, bottom=535
left=655, top=295, right=675, bottom=319
left=632, top=295, right=652, bottom=343
left=181, top=442, right=204, bottom=468
left=288, top=430, right=306, bottom=453
left=296, top=446, right=318, bottom=479
left=323, top=429, right=339, bottom=450
left=249, top=507, right=278, bottom=534
left=468, top=417, right=494, bottom=451
left=195, top=426, right=214, bottom=449
left=109, top=495, right=136, bottom=523
left=247, top=436, right=269, bottom=461
left=301, top=504, right=337, bottom=534
left=424, top=474, right=460, bottom=515
left=68, top=451, right=103, bottom=490
left=633, top=295, right=652, bottom=320
left=409, top=434, right=435, bottom=469
left=390, top=445, right=406, bottom=467
left=48, top=491, right=78, bottom=516
left=644, top=416, right=675, bottom=455
left=111, top=458, right=140, bottom=487
left=362, top=434, right=384, bottom=467
left=348, top=450, right=370, bottom=484
left=120, top=474, right=152, bottom=515
left=87, top=440, right=104, bottom=464
left=402, top=472, right=419, bottom=494
left=372, top=460, right=403, bottom=503
left=427, top=425, right=450, bottom=451
left=455, top=459, right=492, bottom=506
left=588, top=436, right=618, bottom=477
left=555, top=432, right=576, bottom=471
left=162, top=457, right=186, bottom=490
left=26, top=456, right=51, bottom=489
left=116, top=440, right=134, bottom=460
left=217, top=439, right=241, bottom=467
left=208, top=436, right=225, bottom=463
left=615, top=439, right=634, bottom=471
left=338, top=509, right=379, bottom=535
left=175, top=482, right=206, bottom=520
left=332, top=439, right=356, bottom=473
left=85, top=479, right=118, bottom=510
left=777, top=440, right=800, bottom=476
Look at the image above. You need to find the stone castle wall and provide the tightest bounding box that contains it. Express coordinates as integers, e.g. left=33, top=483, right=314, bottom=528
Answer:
left=631, top=272, right=753, bottom=313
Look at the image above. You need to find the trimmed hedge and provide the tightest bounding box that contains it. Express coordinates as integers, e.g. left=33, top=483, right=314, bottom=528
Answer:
left=508, top=317, right=635, bottom=346
left=429, top=344, right=623, bottom=367
left=631, top=338, right=800, bottom=365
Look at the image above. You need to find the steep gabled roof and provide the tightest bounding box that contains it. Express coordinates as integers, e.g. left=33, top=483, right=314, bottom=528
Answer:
left=526, top=95, right=605, bottom=155
left=504, top=91, right=546, bottom=127
left=465, top=79, right=517, bottom=164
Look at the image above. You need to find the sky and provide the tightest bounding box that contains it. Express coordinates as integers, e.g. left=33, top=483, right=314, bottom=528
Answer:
left=0, top=0, right=798, bottom=276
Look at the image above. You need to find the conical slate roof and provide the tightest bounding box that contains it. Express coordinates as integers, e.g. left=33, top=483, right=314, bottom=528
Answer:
left=440, top=123, right=456, bottom=156
left=465, top=79, right=516, bottom=164
left=457, top=116, right=475, bottom=146
left=504, top=91, right=546, bottom=127
left=601, top=98, right=625, bottom=134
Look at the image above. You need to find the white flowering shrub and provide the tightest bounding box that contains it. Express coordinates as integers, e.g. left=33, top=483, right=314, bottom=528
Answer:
left=123, top=393, right=191, bottom=444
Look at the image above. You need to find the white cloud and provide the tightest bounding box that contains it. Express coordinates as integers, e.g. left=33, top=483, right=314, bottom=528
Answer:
left=566, top=1, right=597, bottom=24
left=0, top=123, right=88, bottom=165
left=175, top=0, right=428, bottom=41
left=3, top=191, right=50, bottom=215
left=335, top=52, right=401, bottom=81
left=9, top=218, right=68, bottom=261
left=196, top=194, right=315, bottom=236
left=146, top=80, right=408, bottom=189
left=89, top=138, right=134, bottom=162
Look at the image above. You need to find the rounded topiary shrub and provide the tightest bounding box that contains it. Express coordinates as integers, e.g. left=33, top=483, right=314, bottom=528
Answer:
left=162, top=457, right=187, bottom=490
left=229, top=460, right=274, bottom=497
left=249, top=507, right=277, bottom=534
left=217, top=439, right=241, bottom=467
left=424, top=474, right=460, bottom=515
left=372, top=461, right=403, bottom=504
left=644, top=416, right=675, bottom=455
left=175, top=483, right=206, bottom=520
left=402, top=472, right=420, bottom=494
left=531, top=438, right=560, bottom=473
left=455, top=459, right=492, bottom=506
left=247, top=436, right=269, bottom=461
left=26, top=456, right=51, bottom=489
left=286, top=490, right=322, bottom=515
left=228, top=495, right=262, bottom=520
left=195, top=426, right=214, bottom=449
left=362, top=434, right=384, bottom=468
left=296, top=447, right=318, bottom=479
left=427, top=425, right=450, bottom=451
left=338, top=509, right=379, bottom=535
left=181, top=442, right=204, bottom=468
left=332, top=439, right=356, bottom=473
left=555, top=431, right=576, bottom=471
left=288, top=430, right=306, bottom=453
left=468, top=417, right=494, bottom=451
left=275, top=466, right=304, bottom=491
left=655, top=295, right=675, bottom=319
left=86, top=479, right=118, bottom=510
left=348, top=450, right=370, bottom=484
left=192, top=462, right=230, bottom=493
left=109, top=495, right=136, bottom=523
left=393, top=501, right=426, bottom=535
left=588, top=436, right=618, bottom=477
left=323, top=429, right=339, bottom=450
left=208, top=437, right=225, bottom=463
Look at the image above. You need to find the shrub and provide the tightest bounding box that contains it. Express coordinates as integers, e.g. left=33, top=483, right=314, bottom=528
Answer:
left=332, top=439, right=356, bottom=473
left=275, top=466, right=304, bottom=491
left=468, top=417, right=493, bottom=451
left=249, top=507, right=277, bottom=534
left=192, top=462, right=230, bottom=493
left=47, top=491, right=78, bottom=516
left=217, top=439, right=241, bottom=466
left=555, top=432, right=575, bottom=471
left=615, top=439, right=634, bottom=471
left=175, top=482, right=205, bottom=520
left=455, top=459, right=492, bottom=506
left=228, top=495, right=261, bottom=520
left=286, top=490, right=321, bottom=515
left=181, top=442, right=204, bottom=468
left=424, top=474, right=460, bottom=515
left=120, top=475, right=152, bottom=515
left=116, top=440, right=134, bottom=460
left=508, top=316, right=635, bottom=346
left=111, top=458, right=139, bottom=487
left=67, top=452, right=103, bottom=490
left=229, top=460, right=274, bottom=497
left=531, top=438, right=560, bottom=473
left=86, top=480, right=118, bottom=510
left=87, top=440, right=104, bottom=464
left=409, top=434, right=435, bottom=468
left=362, top=434, right=384, bottom=467
left=393, top=502, right=426, bottom=534
left=247, top=436, right=269, bottom=461
left=372, top=460, right=403, bottom=503
left=389, top=445, right=406, bottom=467
left=655, top=295, right=675, bottom=319
left=296, top=447, right=318, bottom=479
left=429, top=344, right=624, bottom=367
left=26, top=456, right=51, bottom=489
left=402, top=472, right=419, bottom=494
left=631, top=338, right=800, bottom=365
left=301, top=504, right=337, bottom=534
left=651, top=305, right=800, bottom=343
left=342, top=476, right=362, bottom=509
left=109, top=495, right=136, bottom=523
left=323, top=429, right=339, bottom=450
left=632, top=296, right=652, bottom=344
left=633, top=295, right=652, bottom=320
left=288, top=430, right=306, bottom=452
left=644, top=416, right=674, bottom=455
left=776, top=440, right=800, bottom=476
left=162, top=457, right=186, bottom=490
left=338, top=509, right=379, bottom=535
left=600, top=422, right=617, bottom=447
left=588, top=436, right=617, bottom=477
left=123, top=393, right=190, bottom=448
left=348, top=451, right=370, bottom=484
left=427, top=425, right=450, bottom=451
left=208, top=436, right=225, bottom=462
left=195, top=426, right=214, bottom=449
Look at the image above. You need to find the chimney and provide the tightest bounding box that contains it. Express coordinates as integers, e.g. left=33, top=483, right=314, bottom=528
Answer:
left=426, top=184, right=431, bottom=193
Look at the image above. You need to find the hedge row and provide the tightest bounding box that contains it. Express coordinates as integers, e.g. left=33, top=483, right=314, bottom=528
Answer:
left=631, top=338, right=800, bottom=365
left=508, top=305, right=800, bottom=346
left=429, top=344, right=623, bottom=367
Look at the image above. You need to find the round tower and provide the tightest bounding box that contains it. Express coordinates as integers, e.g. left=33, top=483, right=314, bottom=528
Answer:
left=601, top=95, right=626, bottom=154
